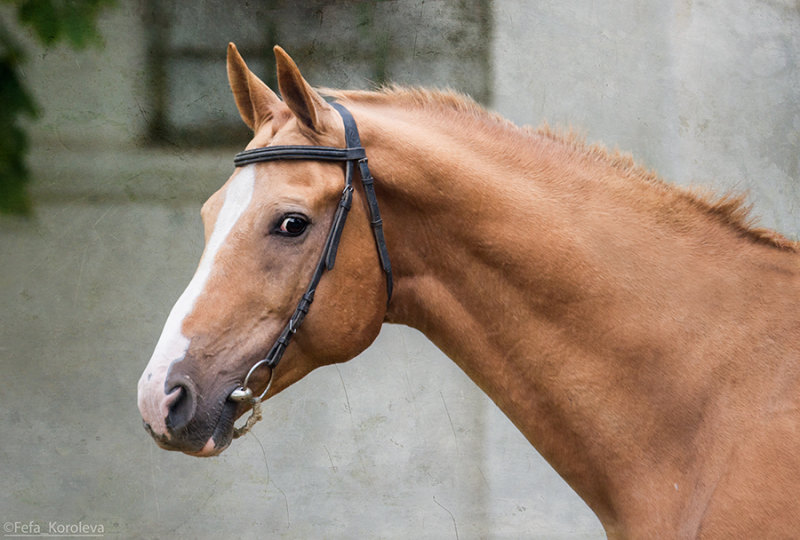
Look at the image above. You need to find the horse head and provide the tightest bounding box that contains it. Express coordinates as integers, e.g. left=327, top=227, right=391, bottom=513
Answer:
left=137, top=44, right=388, bottom=456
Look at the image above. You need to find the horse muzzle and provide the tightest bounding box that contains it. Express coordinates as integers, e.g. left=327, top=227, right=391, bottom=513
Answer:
left=138, top=368, right=241, bottom=456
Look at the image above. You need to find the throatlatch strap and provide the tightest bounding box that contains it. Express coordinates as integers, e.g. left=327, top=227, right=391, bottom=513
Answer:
left=330, top=102, right=394, bottom=299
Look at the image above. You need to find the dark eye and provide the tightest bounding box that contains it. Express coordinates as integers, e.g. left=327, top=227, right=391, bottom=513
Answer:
left=276, top=215, right=309, bottom=237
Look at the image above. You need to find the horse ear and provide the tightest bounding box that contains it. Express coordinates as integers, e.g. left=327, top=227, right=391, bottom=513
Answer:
left=227, top=42, right=281, bottom=131
left=273, top=45, right=330, bottom=133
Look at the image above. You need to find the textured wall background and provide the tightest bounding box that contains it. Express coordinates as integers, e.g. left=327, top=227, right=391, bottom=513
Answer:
left=1, top=1, right=797, bottom=538
left=494, top=0, right=799, bottom=235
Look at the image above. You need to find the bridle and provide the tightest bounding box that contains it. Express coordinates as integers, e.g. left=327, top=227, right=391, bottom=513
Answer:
left=228, top=103, right=392, bottom=410
left=228, top=103, right=392, bottom=416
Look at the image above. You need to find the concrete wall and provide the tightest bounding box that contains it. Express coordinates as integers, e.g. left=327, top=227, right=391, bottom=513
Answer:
left=494, top=0, right=799, bottom=234
left=2, top=1, right=797, bottom=538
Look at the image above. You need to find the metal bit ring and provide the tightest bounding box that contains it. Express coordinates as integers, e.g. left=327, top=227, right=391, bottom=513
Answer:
left=229, top=357, right=274, bottom=404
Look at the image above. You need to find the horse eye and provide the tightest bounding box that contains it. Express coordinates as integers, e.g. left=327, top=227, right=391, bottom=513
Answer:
left=277, top=215, right=309, bottom=237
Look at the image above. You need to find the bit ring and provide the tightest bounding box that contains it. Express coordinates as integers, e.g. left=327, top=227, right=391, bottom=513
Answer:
left=228, top=358, right=274, bottom=404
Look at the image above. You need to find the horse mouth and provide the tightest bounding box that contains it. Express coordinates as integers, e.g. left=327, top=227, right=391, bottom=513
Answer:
left=144, top=395, right=241, bottom=457
left=190, top=398, right=240, bottom=457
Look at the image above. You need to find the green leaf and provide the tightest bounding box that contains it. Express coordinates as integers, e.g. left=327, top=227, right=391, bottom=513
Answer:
left=0, top=58, right=38, bottom=119
left=0, top=114, right=33, bottom=215
left=17, top=0, right=61, bottom=46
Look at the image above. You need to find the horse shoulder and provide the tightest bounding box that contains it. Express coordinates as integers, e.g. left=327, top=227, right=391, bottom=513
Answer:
left=695, top=404, right=800, bottom=538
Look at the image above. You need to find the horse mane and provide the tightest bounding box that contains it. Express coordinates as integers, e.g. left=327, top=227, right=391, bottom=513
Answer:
left=323, top=85, right=797, bottom=252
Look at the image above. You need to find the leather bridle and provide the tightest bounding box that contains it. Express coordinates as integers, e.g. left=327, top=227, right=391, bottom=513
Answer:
left=228, top=102, right=392, bottom=407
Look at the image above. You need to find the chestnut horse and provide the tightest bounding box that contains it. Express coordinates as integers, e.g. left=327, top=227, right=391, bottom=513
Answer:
left=138, top=44, right=800, bottom=538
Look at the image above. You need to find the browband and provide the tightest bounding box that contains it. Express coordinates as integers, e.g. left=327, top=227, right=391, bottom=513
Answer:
left=234, top=146, right=365, bottom=167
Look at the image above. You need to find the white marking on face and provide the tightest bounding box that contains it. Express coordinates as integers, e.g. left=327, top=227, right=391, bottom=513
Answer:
left=137, top=166, right=256, bottom=437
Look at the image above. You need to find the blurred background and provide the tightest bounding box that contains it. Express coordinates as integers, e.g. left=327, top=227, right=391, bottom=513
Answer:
left=1, top=1, right=797, bottom=538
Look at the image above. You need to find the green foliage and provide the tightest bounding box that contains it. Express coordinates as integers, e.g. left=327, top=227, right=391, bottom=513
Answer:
left=13, top=0, right=113, bottom=48
left=0, top=28, right=36, bottom=214
left=0, top=0, right=114, bottom=215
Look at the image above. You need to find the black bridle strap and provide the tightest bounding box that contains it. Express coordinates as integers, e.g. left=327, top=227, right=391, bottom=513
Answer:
left=229, top=103, right=392, bottom=402
left=333, top=102, right=393, bottom=296
left=233, top=146, right=365, bottom=167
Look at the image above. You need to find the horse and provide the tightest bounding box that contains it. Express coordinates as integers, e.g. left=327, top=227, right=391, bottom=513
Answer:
left=138, top=43, right=800, bottom=538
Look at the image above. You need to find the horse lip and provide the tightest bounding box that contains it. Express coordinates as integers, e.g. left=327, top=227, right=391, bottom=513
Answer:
left=209, top=398, right=239, bottom=451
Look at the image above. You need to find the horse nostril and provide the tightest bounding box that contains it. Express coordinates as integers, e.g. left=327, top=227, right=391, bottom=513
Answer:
left=165, top=383, right=197, bottom=432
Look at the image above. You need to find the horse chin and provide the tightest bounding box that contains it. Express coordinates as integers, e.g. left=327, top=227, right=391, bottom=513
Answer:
left=191, top=438, right=228, bottom=457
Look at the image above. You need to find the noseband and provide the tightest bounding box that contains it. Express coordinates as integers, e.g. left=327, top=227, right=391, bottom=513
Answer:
left=228, top=103, right=392, bottom=423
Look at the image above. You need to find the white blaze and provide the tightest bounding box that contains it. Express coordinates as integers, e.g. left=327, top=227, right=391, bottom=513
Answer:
left=137, top=166, right=256, bottom=436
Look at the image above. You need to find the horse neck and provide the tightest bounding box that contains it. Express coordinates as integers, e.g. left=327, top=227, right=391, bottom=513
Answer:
left=349, top=100, right=798, bottom=529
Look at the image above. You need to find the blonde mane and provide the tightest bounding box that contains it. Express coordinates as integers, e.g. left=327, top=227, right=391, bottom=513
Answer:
left=324, top=86, right=797, bottom=252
